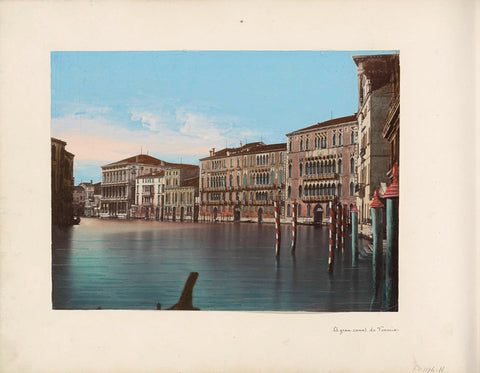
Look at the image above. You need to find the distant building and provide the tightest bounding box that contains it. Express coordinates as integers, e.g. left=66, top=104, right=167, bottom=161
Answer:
left=100, top=154, right=168, bottom=219
left=100, top=154, right=199, bottom=219
left=134, top=171, right=165, bottom=219
left=164, top=167, right=199, bottom=222
left=199, top=142, right=287, bottom=222
left=92, top=182, right=102, bottom=217
left=72, top=185, right=86, bottom=216
left=77, top=180, right=97, bottom=217
left=352, top=53, right=398, bottom=225
left=51, top=137, right=74, bottom=226
left=286, top=115, right=358, bottom=224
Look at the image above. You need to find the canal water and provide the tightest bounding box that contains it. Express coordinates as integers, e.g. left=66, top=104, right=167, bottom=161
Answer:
left=52, top=218, right=374, bottom=311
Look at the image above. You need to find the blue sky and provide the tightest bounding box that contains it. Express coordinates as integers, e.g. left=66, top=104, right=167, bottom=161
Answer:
left=51, top=51, right=396, bottom=184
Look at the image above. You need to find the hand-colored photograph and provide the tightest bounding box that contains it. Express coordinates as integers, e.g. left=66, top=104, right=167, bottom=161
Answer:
left=51, top=51, right=399, bottom=311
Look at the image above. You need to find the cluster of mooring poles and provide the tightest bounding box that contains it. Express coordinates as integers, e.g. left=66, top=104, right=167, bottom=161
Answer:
left=272, top=164, right=398, bottom=311
left=349, top=163, right=399, bottom=312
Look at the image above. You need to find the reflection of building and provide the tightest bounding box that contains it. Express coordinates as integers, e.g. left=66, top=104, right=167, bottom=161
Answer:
left=164, top=167, right=199, bottom=222
left=199, top=142, right=286, bottom=222
left=286, top=116, right=358, bottom=224
left=352, top=53, right=399, bottom=225
left=134, top=172, right=165, bottom=219
left=51, top=137, right=74, bottom=226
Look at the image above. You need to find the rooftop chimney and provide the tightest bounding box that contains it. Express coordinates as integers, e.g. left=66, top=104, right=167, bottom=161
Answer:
left=136, top=155, right=139, bottom=163
left=209, top=148, right=216, bottom=156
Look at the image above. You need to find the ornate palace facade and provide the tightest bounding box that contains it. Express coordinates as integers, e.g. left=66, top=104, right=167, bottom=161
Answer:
left=199, top=142, right=287, bottom=222
left=285, top=116, right=358, bottom=224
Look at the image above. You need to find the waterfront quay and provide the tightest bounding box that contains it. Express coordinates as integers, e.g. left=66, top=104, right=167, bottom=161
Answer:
left=52, top=218, right=374, bottom=311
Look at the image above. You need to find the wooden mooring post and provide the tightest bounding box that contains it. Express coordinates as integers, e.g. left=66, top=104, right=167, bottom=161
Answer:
left=383, top=163, right=399, bottom=311
left=291, top=201, right=297, bottom=253
left=328, top=201, right=336, bottom=273
left=370, top=189, right=384, bottom=311
left=351, top=202, right=359, bottom=267
left=274, top=200, right=281, bottom=257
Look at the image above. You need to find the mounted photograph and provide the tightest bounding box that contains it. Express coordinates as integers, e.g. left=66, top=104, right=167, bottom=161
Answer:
left=51, top=51, right=399, bottom=312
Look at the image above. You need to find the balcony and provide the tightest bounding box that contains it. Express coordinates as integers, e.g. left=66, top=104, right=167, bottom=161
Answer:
left=302, top=172, right=338, bottom=181
left=200, top=186, right=235, bottom=192
left=304, top=148, right=336, bottom=158
left=100, top=196, right=129, bottom=201
left=101, top=180, right=129, bottom=186
left=301, top=195, right=335, bottom=203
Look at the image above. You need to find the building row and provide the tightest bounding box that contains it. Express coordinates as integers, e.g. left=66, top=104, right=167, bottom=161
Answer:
left=99, top=154, right=199, bottom=221
left=199, top=53, right=399, bottom=226
left=65, top=52, right=399, bottom=228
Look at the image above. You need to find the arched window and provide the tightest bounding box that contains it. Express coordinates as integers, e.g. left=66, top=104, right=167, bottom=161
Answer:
left=317, top=161, right=320, bottom=174
left=299, top=185, right=302, bottom=198
left=289, top=164, right=292, bottom=178
left=316, top=184, right=320, bottom=196
left=350, top=158, right=355, bottom=174
left=229, top=175, right=233, bottom=186
left=338, top=160, right=342, bottom=174
left=326, top=204, right=330, bottom=217
left=288, top=186, right=292, bottom=199
left=279, top=170, right=283, bottom=183
left=300, top=164, right=303, bottom=177
left=320, top=184, right=324, bottom=196
left=300, top=140, right=303, bottom=150
left=289, top=142, right=292, bottom=151
left=298, top=204, right=302, bottom=217
left=332, top=160, right=336, bottom=173
left=243, top=174, right=247, bottom=186
left=339, top=134, right=342, bottom=146
left=333, top=134, right=336, bottom=146
left=287, top=204, right=291, bottom=217
left=306, top=139, right=309, bottom=150
left=307, top=205, right=311, bottom=217
left=338, top=183, right=342, bottom=196
left=331, top=184, right=336, bottom=196
left=305, top=163, right=309, bottom=175
left=351, top=131, right=355, bottom=144
left=350, top=182, right=354, bottom=196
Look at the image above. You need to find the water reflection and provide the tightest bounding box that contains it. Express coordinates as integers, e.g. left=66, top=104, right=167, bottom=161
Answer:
left=52, top=218, right=374, bottom=311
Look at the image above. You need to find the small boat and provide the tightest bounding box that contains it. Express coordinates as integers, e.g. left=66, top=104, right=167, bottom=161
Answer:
left=73, top=216, right=81, bottom=225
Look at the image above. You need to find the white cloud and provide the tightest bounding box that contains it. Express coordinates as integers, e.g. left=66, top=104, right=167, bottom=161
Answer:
left=52, top=104, right=265, bottom=167
left=130, top=110, right=171, bottom=131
